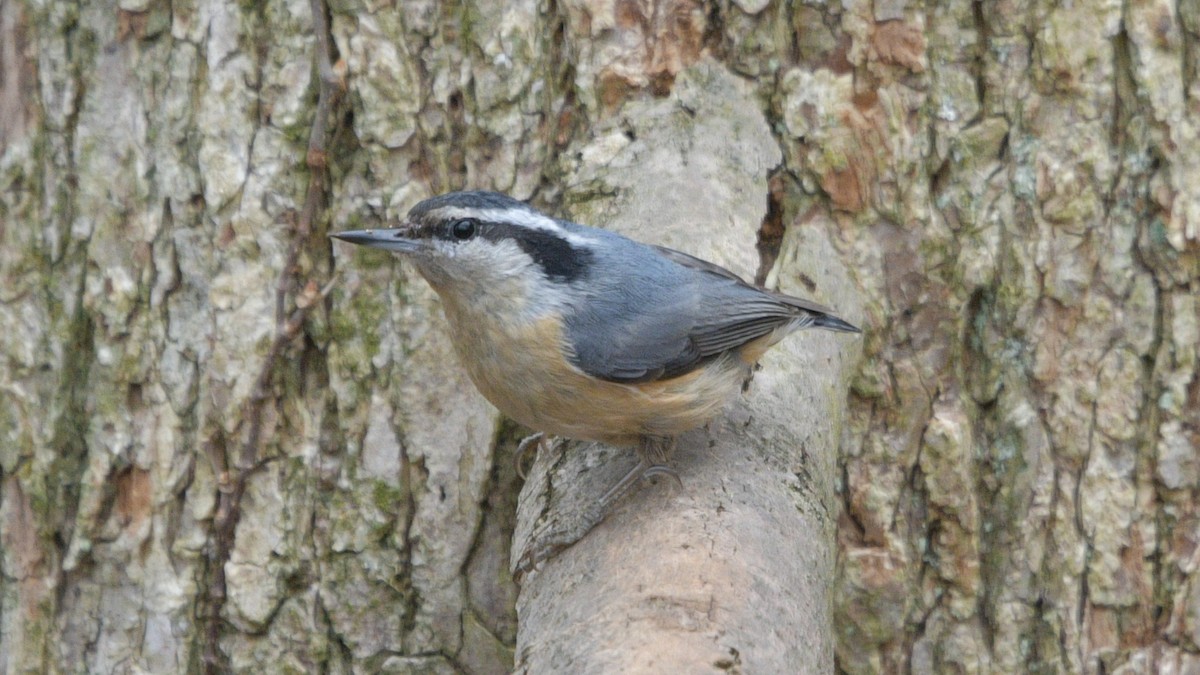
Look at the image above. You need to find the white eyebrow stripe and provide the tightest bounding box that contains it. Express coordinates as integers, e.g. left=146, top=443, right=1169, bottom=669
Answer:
left=431, top=206, right=596, bottom=246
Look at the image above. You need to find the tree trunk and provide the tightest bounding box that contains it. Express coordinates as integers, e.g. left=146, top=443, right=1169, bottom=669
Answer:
left=830, top=2, right=1200, bottom=672
left=509, top=60, right=856, bottom=673
left=1, top=1, right=1196, bottom=674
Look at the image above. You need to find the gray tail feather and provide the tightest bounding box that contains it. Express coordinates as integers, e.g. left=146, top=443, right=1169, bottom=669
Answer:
left=811, top=313, right=862, bottom=334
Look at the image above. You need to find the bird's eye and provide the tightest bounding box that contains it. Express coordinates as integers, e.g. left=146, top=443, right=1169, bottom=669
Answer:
left=450, top=219, right=477, bottom=240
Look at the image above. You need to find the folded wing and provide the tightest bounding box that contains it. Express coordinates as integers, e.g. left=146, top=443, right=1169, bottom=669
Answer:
left=564, top=244, right=857, bottom=384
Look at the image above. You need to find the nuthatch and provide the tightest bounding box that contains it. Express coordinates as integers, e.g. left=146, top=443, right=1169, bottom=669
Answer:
left=332, top=191, right=859, bottom=505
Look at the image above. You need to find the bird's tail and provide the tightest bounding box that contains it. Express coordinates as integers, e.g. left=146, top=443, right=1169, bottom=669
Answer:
left=811, top=313, right=862, bottom=334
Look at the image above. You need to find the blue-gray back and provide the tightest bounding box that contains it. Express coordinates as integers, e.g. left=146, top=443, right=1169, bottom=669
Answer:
left=559, top=221, right=846, bottom=383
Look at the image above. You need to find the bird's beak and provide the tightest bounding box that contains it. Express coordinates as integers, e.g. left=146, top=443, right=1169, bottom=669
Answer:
left=330, top=225, right=424, bottom=254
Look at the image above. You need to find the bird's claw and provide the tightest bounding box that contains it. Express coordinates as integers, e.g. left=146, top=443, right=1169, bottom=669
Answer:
left=641, top=464, right=682, bottom=489
left=598, top=457, right=684, bottom=508
left=514, top=432, right=545, bottom=480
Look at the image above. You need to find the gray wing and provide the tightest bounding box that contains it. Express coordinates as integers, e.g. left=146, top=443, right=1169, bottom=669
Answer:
left=652, top=244, right=842, bottom=317
left=565, top=244, right=845, bottom=384
left=648, top=245, right=746, bottom=283
left=657, top=244, right=863, bottom=335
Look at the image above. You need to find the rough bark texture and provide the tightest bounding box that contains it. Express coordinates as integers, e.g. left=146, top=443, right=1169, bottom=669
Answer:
left=830, top=2, right=1200, bottom=673
left=509, top=60, right=857, bottom=673
left=0, top=1, right=1196, bottom=675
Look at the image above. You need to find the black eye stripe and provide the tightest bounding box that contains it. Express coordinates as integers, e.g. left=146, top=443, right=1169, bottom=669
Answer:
left=479, top=223, right=592, bottom=282
left=426, top=217, right=593, bottom=281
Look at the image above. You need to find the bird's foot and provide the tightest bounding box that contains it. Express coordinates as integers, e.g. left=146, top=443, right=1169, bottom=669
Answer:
left=515, top=432, right=556, bottom=480
left=512, top=438, right=680, bottom=580
left=641, top=463, right=683, bottom=488
left=598, top=458, right=682, bottom=508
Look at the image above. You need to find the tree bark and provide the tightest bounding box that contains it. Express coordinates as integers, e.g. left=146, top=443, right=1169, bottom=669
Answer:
left=509, top=60, right=856, bottom=673
left=2, top=0, right=1197, bottom=674
left=828, top=2, right=1200, bottom=672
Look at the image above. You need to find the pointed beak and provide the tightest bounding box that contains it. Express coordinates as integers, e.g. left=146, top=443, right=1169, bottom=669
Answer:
left=330, top=226, right=423, bottom=254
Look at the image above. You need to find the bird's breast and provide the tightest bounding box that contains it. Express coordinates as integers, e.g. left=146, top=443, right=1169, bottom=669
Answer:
left=435, top=295, right=746, bottom=445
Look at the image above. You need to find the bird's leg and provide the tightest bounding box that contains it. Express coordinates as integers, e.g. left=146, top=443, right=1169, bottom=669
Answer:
left=597, top=458, right=647, bottom=508
left=598, top=436, right=680, bottom=508
left=639, top=435, right=682, bottom=486
left=514, top=437, right=682, bottom=579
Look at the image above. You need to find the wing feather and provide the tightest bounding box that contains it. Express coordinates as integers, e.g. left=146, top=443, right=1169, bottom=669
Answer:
left=564, top=243, right=853, bottom=383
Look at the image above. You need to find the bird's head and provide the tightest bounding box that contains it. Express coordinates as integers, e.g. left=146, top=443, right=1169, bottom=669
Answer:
left=332, top=191, right=595, bottom=294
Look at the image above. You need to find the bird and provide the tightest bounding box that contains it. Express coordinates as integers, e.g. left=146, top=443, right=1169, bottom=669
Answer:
left=331, top=190, right=860, bottom=507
